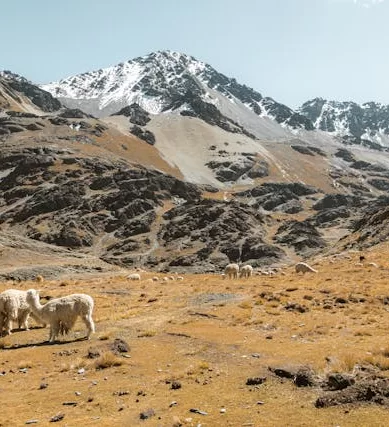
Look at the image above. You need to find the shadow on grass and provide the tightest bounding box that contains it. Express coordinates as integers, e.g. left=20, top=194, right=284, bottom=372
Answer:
left=1, top=336, right=89, bottom=350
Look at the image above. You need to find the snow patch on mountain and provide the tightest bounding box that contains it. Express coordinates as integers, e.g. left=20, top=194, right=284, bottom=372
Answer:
left=299, top=97, right=389, bottom=146
left=41, top=50, right=312, bottom=133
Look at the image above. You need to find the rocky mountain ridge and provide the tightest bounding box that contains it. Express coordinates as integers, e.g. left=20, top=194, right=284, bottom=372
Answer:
left=1, top=61, right=389, bottom=276
left=299, top=98, right=389, bottom=146
left=40, top=51, right=389, bottom=147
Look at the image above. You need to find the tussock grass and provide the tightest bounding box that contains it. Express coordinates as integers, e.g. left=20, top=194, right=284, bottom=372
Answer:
left=238, top=301, right=253, bottom=309
left=93, top=352, right=123, bottom=370
left=59, top=357, right=87, bottom=373
left=363, top=355, right=389, bottom=371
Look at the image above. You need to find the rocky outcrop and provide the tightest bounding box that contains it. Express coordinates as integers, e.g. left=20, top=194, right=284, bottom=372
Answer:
left=310, top=206, right=351, bottom=227
left=6, top=76, right=61, bottom=112
left=130, top=125, right=156, bottom=145
left=368, top=178, right=389, bottom=191
left=206, top=156, right=269, bottom=182
left=312, top=194, right=364, bottom=211
left=348, top=197, right=389, bottom=248
left=275, top=199, right=303, bottom=214
left=334, top=148, right=356, bottom=163
left=159, top=199, right=285, bottom=269
left=237, top=182, right=317, bottom=212
left=112, top=103, right=151, bottom=126
left=274, top=220, right=326, bottom=255
left=177, top=90, right=257, bottom=139
left=350, top=160, right=389, bottom=174
left=59, top=108, right=92, bottom=118
left=291, top=145, right=326, bottom=156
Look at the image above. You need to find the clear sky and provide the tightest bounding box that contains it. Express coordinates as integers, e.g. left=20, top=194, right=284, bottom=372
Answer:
left=2, top=0, right=389, bottom=108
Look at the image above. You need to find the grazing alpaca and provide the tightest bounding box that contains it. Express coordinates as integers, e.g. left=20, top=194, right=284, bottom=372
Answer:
left=295, top=262, right=317, bottom=274
left=26, top=289, right=95, bottom=342
left=224, top=263, right=240, bottom=279
left=240, top=264, right=253, bottom=278
left=0, top=289, right=45, bottom=336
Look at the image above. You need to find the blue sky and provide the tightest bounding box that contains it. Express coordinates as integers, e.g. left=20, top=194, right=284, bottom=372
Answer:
left=2, top=0, right=389, bottom=108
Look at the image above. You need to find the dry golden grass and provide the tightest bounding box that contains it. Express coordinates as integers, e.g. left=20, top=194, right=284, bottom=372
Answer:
left=2, top=244, right=389, bottom=425
left=92, top=352, right=124, bottom=370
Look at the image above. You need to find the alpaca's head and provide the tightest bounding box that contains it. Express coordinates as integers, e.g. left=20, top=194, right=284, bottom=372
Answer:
left=26, top=289, right=39, bottom=303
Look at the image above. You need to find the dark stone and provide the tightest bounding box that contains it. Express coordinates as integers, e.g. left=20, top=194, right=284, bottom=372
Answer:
left=87, top=347, right=101, bottom=359
left=139, top=408, right=155, bottom=420
left=111, top=338, right=130, bottom=353
left=284, top=302, right=309, bottom=313
left=50, top=413, right=65, bottom=422
left=269, top=366, right=298, bottom=379
left=294, top=367, right=315, bottom=387
left=171, top=381, right=182, bottom=390
left=325, top=373, right=356, bottom=391
left=246, top=377, right=267, bottom=386
left=335, top=297, right=348, bottom=304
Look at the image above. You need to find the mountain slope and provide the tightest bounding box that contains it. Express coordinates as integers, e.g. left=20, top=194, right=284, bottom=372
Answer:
left=2, top=61, right=389, bottom=274
left=0, top=70, right=61, bottom=114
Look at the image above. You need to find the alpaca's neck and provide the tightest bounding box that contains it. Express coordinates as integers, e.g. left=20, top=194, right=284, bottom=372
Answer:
left=29, top=296, right=44, bottom=314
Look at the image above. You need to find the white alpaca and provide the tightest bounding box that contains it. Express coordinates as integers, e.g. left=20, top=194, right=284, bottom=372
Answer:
left=0, top=289, right=44, bottom=335
left=224, top=263, right=240, bottom=279
left=26, top=289, right=95, bottom=342
left=127, top=273, right=141, bottom=281
left=295, top=262, right=318, bottom=274
left=240, top=265, right=253, bottom=278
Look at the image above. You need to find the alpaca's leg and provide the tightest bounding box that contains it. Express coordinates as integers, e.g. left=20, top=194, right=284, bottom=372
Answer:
left=49, top=321, right=60, bottom=342
left=4, top=314, right=12, bottom=335
left=82, top=314, right=95, bottom=339
left=0, top=313, right=4, bottom=336
left=19, top=311, right=30, bottom=330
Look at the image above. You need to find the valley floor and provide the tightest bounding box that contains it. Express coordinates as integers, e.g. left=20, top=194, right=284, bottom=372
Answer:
left=2, top=246, right=389, bottom=426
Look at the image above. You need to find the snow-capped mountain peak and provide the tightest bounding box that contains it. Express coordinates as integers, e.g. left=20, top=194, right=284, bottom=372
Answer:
left=298, top=98, right=389, bottom=144
left=41, top=50, right=313, bottom=132
left=0, top=70, right=30, bottom=84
